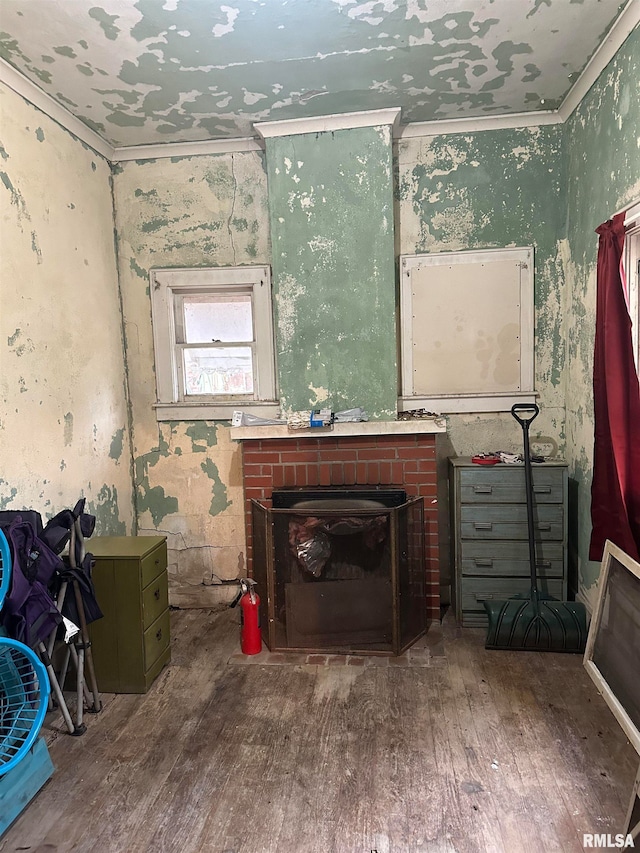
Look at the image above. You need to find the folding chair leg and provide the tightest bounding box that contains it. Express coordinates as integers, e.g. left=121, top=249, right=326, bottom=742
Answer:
left=68, top=643, right=93, bottom=706
left=72, top=578, right=102, bottom=713
left=75, top=645, right=84, bottom=730
left=37, top=642, right=83, bottom=736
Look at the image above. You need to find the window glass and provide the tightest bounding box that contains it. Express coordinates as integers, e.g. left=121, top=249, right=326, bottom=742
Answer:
left=183, top=346, right=254, bottom=396
left=182, top=294, right=253, bottom=344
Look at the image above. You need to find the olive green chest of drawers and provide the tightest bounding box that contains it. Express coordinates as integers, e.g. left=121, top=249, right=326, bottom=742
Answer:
left=449, top=458, right=568, bottom=628
left=89, top=536, right=170, bottom=693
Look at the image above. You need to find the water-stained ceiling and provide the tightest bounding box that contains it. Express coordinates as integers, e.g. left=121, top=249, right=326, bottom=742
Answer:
left=0, top=0, right=631, bottom=149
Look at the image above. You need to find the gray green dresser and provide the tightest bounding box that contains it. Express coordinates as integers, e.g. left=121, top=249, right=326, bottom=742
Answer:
left=88, top=536, right=170, bottom=693
left=449, top=458, right=568, bottom=627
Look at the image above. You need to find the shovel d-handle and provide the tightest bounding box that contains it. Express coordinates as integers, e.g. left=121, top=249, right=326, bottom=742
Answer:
left=511, top=402, right=539, bottom=429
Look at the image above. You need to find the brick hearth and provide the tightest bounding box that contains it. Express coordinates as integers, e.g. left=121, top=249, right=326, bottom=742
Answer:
left=239, top=431, right=440, bottom=622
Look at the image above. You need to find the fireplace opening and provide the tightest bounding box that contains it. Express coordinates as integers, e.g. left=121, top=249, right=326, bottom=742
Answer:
left=251, top=488, right=426, bottom=656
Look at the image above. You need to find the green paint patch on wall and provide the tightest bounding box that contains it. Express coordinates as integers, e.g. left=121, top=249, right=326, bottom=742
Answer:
left=63, top=412, right=74, bottom=446
left=141, top=217, right=170, bottom=233
left=136, top=479, right=178, bottom=526
left=200, top=458, right=231, bottom=516
left=1, top=170, right=29, bottom=222
left=35, top=127, right=45, bottom=142
left=109, top=427, right=125, bottom=461
left=0, top=481, right=17, bottom=510
left=267, top=126, right=397, bottom=418
left=400, top=125, right=564, bottom=259
left=31, top=230, right=42, bottom=262
left=134, top=436, right=179, bottom=526
left=186, top=422, right=218, bottom=451
left=129, top=257, right=147, bottom=279
left=89, top=484, right=127, bottom=535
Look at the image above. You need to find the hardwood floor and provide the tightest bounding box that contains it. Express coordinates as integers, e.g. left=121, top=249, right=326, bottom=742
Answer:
left=1, top=608, right=636, bottom=853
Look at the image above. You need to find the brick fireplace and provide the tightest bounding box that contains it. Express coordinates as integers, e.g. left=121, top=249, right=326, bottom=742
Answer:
left=233, top=422, right=444, bottom=625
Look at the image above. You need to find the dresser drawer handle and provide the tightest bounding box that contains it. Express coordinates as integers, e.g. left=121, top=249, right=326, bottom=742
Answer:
left=473, top=485, right=493, bottom=494
left=476, top=593, right=494, bottom=600
left=536, top=560, right=552, bottom=568
left=533, top=486, right=552, bottom=494
left=538, top=523, right=552, bottom=531
left=156, top=627, right=163, bottom=642
left=473, top=522, right=493, bottom=530
left=155, top=559, right=160, bottom=565
left=153, top=588, right=160, bottom=600
left=474, top=558, right=494, bottom=567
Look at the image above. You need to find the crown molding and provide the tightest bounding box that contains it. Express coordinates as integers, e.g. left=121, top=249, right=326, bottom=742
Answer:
left=0, top=57, right=114, bottom=161
left=558, top=0, right=640, bottom=122
left=398, top=110, right=562, bottom=139
left=113, top=136, right=264, bottom=162
left=254, top=107, right=402, bottom=140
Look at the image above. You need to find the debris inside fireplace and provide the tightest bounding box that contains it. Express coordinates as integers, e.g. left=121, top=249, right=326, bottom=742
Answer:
left=289, top=514, right=388, bottom=578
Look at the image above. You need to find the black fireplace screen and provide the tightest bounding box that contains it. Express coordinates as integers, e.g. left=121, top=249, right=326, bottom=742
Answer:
left=251, top=490, right=426, bottom=655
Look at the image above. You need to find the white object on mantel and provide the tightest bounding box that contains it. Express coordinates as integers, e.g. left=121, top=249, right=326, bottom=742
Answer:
left=230, top=419, right=446, bottom=441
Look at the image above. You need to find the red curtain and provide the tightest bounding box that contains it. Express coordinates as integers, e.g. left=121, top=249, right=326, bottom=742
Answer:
left=589, top=212, right=640, bottom=562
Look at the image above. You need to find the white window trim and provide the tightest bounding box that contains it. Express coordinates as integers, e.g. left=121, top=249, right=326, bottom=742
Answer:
left=398, top=247, right=535, bottom=414
left=150, top=266, right=279, bottom=421
left=623, top=201, right=640, bottom=375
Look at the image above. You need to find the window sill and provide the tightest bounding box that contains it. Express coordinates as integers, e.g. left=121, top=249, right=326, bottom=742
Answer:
left=154, top=401, right=281, bottom=422
left=399, top=392, right=537, bottom=415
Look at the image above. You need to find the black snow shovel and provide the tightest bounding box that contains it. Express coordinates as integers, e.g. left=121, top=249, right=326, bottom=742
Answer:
left=484, top=403, right=588, bottom=653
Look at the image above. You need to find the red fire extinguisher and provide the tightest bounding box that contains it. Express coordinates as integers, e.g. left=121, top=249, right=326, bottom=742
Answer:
left=235, top=579, right=261, bottom=655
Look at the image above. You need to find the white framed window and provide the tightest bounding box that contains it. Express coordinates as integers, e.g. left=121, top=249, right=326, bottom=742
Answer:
left=399, top=247, right=536, bottom=413
left=623, top=202, right=640, bottom=374
left=150, top=266, right=278, bottom=421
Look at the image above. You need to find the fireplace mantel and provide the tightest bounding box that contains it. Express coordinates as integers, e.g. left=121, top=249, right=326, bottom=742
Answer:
left=231, top=418, right=446, bottom=442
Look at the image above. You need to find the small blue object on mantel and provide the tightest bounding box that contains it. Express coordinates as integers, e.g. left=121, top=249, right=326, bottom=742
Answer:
left=0, top=737, right=54, bottom=837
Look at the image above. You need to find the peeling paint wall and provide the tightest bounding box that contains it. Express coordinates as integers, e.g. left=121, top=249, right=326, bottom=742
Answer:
left=563, top=26, right=639, bottom=606
left=112, top=152, right=270, bottom=606
left=0, top=83, right=134, bottom=531
left=266, top=126, right=397, bottom=417
left=396, top=123, right=567, bottom=455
